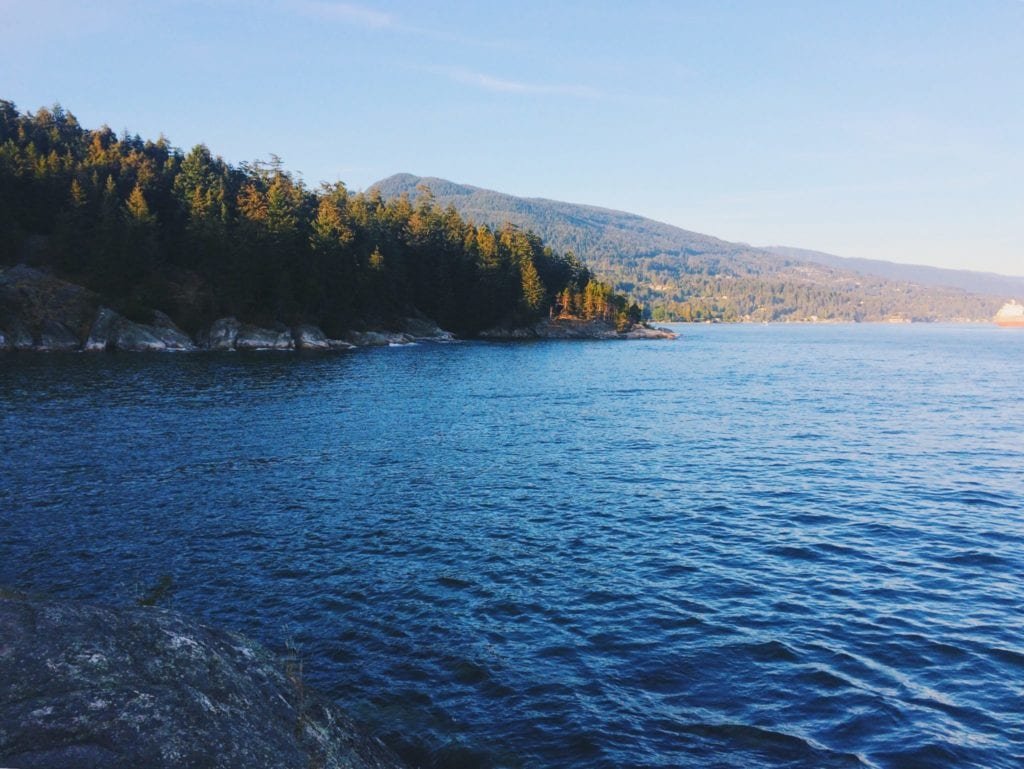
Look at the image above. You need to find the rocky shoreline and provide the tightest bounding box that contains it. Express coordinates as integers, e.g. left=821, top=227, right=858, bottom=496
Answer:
left=0, top=589, right=406, bottom=769
left=479, top=317, right=677, bottom=340
left=1, top=264, right=674, bottom=352
left=0, top=265, right=453, bottom=353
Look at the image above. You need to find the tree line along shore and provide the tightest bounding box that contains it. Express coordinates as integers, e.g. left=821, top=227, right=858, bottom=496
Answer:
left=1, top=101, right=662, bottom=350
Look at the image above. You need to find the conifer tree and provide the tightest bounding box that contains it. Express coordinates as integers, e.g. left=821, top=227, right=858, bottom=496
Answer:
left=0, top=101, right=653, bottom=334
left=520, top=257, right=545, bottom=314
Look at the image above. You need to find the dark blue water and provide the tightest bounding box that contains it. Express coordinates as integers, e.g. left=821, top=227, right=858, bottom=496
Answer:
left=2, top=324, right=1023, bottom=768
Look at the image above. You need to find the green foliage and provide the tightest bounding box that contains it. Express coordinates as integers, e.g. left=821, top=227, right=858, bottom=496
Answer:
left=372, top=174, right=1003, bottom=323
left=0, top=101, right=638, bottom=335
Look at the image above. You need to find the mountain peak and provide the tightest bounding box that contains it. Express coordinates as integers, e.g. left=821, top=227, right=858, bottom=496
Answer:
left=371, top=174, right=481, bottom=199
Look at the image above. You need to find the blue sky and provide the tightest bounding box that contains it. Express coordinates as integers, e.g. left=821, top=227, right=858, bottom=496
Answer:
left=2, top=0, right=1022, bottom=275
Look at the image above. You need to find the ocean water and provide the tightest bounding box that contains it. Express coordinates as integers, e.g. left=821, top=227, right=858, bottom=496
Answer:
left=1, top=323, right=1023, bottom=769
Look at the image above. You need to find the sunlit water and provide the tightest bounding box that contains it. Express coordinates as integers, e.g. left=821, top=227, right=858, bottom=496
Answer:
left=2, top=324, right=1023, bottom=768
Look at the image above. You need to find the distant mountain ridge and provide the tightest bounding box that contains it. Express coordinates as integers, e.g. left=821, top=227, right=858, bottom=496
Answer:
left=371, top=173, right=1014, bottom=322
left=762, top=245, right=1024, bottom=298
left=371, top=174, right=764, bottom=269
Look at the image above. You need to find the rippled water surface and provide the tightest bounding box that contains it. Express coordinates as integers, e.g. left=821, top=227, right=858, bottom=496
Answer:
left=2, top=324, right=1023, bottom=768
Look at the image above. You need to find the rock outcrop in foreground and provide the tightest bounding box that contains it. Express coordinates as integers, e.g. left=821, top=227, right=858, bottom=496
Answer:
left=0, top=592, right=405, bottom=769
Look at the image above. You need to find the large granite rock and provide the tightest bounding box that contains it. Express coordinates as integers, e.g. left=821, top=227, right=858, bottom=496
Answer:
left=7, top=318, right=40, bottom=350
left=477, top=324, right=543, bottom=340
left=291, top=324, right=355, bottom=351
left=85, top=308, right=198, bottom=352
left=235, top=324, right=294, bottom=351
left=0, top=267, right=204, bottom=353
left=400, top=317, right=457, bottom=342
left=38, top=319, right=81, bottom=351
left=0, top=592, right=405, bottom=769
left=480, top=318, right=676, bottom=340
left=342, top=318, right=455, bottom=347
left=150, top=311, right=197, bottom=351
left=198, top=319, right=295, bottom=351
left=292, top=324, right=331, bottom=350
left=345, top=330, right=415, bottom=347
left=619, top=324, right=677, bottom=339
left=0, top=265, right=100, bottom=350
left=84, top=307, right=122, bottom=351
left=114, top=320, right=171, bottom=352
left=203, top=317, right=242, bottom=350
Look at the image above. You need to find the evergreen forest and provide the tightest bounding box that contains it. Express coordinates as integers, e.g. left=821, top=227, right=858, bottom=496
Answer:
left=0, top=101, right=640, bottom=336
left=372, top=174, right=1005, bottom=323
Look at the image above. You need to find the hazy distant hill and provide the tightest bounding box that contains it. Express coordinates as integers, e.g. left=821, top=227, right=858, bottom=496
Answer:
left=372, top=174, right=774, bottom=274
left=371, top=174, right=1006, bottom=322
left=763, top=246, right=1024, bottom=299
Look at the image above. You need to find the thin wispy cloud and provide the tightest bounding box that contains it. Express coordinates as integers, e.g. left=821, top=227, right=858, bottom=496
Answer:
left=289, top=0, right=393, bottom=28
left=282, top=1, right=509, bottom=48
left=432, top=67, right=603, bottom=99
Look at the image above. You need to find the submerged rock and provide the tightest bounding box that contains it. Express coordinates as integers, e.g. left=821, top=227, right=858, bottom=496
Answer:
left=0, top=592, right=406, bottom=769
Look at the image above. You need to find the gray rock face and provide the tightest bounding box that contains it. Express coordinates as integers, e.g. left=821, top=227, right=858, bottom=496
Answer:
left=85, top=308, right=198, bottom=352
left=292, top=324, right=332, bottom=350
left=150, top=311, right=197, bottom=351
left=205, top=317, right=242, bottom=350
left=199, top=319, right=296, bottom=351
left=480, top=318, right=677, bottom=340
left=290, top=325, right=354, bottom=350
left=400, top=317, right=457, bottom=342
left=477, top=324, right=540, bottom=339
left=0, top=593, right=406, bottom=769
left=235, top=324, right=294, bottom=350
left=151, top=310, right=178, bottom=330
left=620, top=324, right=677, bottom=339
left=0, top=265, right=99, bottom=348
left=84, top=307, right=122, bottom=351
left=114, top=319, right=170, bottom=352
left=38, top=320, right=81, bottom=351
left=346, top=330, right=415, bottom=347
left=7, top=319, right=36, bottom=350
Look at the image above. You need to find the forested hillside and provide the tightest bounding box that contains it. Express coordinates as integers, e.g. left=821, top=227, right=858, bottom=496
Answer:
left=762, top=246, right=1024, bottom=298
left=0, top=102, right=637, bottom=337
left=373, top=174, right=1006, bottom=322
